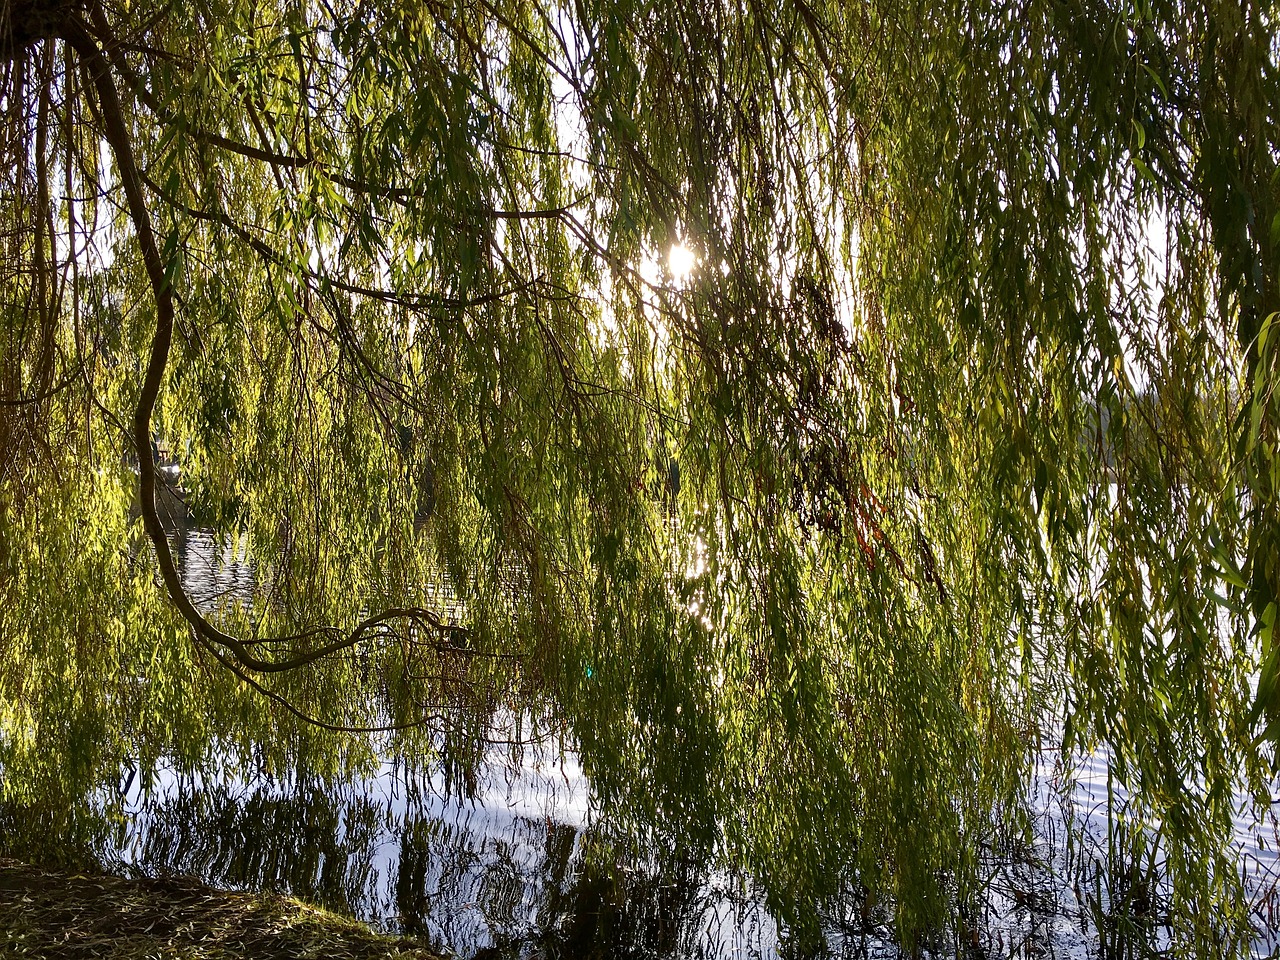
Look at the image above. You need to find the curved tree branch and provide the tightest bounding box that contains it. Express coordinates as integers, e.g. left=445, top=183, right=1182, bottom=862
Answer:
left=61, top=9, right=468, bottom=676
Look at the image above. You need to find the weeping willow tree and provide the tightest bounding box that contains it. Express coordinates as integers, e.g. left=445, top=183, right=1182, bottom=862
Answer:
left=1, top=0, right=1277, bottom=952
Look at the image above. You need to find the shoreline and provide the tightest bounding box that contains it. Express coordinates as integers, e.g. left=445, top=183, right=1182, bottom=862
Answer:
left=0, top=859, right=443, bottom=959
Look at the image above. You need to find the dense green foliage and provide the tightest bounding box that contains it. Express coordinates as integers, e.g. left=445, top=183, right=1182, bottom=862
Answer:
left=1, top=0, right=1277, bottom=953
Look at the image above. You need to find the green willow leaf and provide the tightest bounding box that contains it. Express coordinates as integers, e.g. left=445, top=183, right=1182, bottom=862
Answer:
left=0, top=0, right=1277, bottom=954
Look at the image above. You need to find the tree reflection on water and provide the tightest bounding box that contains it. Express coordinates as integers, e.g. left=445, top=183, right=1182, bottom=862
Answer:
left=9, top=717, right=780, bottom=960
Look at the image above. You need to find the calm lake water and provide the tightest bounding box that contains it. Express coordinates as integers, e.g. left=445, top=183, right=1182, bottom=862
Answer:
left=11, top=527, right=1280, bottom=958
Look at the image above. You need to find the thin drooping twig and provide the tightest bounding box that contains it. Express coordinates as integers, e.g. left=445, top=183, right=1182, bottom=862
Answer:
left=82, top=1, right=581, bottom=224
left=61, top=9, right=469, bottom=676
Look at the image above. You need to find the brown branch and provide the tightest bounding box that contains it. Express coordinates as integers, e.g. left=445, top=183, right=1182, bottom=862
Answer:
left=61, top=9, right=471, bottom=677
left=192, top=627, right=451, bottom=734
left=0, top=358, right=85, bottom=405
left=83, top=4, right=582, bottom=223
left=136, top=167, right=536, bottom=313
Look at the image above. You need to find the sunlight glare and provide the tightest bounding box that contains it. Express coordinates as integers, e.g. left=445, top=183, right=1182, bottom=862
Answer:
left=669, top=243, right=696, bottom=281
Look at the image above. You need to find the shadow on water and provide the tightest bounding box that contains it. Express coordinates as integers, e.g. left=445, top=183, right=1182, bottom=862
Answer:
left=89, top=740, right=780, bottom=960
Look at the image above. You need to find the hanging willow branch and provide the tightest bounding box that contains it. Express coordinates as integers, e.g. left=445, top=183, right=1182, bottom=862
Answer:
left=57, top=5, right=472, bottom=675
left=4, top=0, right=1280, bottom=951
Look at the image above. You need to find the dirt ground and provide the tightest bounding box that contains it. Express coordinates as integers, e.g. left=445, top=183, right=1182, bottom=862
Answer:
left=0, top=859, right=443, bottom=959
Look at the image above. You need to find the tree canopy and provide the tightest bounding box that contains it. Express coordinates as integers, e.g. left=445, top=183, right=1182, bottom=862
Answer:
left=1, top=0, right=1278, bottom=953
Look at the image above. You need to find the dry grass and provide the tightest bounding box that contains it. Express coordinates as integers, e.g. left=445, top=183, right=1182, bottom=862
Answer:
left=0, top=859, right=444, bottom=959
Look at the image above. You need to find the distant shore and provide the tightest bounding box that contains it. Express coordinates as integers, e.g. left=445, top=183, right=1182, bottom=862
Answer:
left=0, top=859, right=442, bottom=959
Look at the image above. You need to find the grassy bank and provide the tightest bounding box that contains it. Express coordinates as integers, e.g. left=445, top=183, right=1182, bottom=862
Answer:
left=0, top=859, right=442, bottom=959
